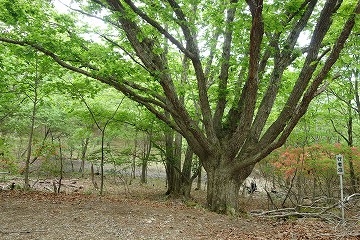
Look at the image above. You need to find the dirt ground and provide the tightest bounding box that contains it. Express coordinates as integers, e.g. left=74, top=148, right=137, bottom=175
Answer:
left=0, top=177, right=359, bottom=240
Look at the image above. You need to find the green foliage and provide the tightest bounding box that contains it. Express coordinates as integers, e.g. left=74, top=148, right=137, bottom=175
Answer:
left=86, top=146, right=133, bottom=166
left=0, top=137, right=18, bottom=173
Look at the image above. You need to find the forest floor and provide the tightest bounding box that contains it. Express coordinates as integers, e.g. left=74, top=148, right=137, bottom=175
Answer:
left=0, top=176, right=359, bottom=240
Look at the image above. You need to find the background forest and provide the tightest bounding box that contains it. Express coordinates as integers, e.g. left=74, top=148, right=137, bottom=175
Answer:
left=1, top=30, right=359, bottom=212
left=0, top=0, right=359, bottom=218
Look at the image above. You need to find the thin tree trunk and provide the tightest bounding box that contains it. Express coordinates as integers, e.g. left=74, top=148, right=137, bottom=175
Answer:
left=312, top=176, right=317, bottom=202
left=282, top=169, right=298, bottom=208
left=100, top=127, right=105, bottom=195
left=346, top=112, right=357, bottom=193
left=131, top=137, right=137, bottom=179
left=329, top=82, right=358, bottom=193
left=24, top=62, right=39, bottom=190
left=81, top=96, right=123, bottom=195
left=57, top=137, right=63, bottom=194
left=196, top=165, right=202, bottom=190
left=80, top=137, right=89, bottom=177
left=70, top=147, right=74, bottom=172
left=354, top=71, right=360, bottom=118
left=24, top=97, right=37, bottom=190
left=91, top=163, right=98, bottom=189
left=141, top=133, right=151, bottom=184
left=140, top=157, right=147, bottom=184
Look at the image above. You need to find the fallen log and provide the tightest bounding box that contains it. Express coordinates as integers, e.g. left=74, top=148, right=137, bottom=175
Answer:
left=251, top=203, right=342, bottom=222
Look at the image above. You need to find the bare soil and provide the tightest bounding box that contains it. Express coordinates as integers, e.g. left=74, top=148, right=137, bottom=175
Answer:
left=0, top=177, right=358, bottom=240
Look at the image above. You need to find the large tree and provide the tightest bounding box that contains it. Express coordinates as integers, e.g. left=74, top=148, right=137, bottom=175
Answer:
left=1, top=0, right=359, bottom=214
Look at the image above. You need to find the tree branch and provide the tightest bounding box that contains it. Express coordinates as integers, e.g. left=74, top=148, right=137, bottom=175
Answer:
left=227, top=0, right=264, bottom=157
left=165, top=0, right=196, bottom=55
left=0, top=37, right=185, bottom=132
left=213, top=0, right=238, bottom=135
left=204, top=30, right=221, bottom=84
left=123, top=0, right=194, bottom=59
left=240, top=0, right=360, bottom=166
left=354, top=71, right=360, bottom=116
left=104, top=0, right=212, bottom=156
left=248, top=0, right=317, bottom=143
left=165, top=0, right=216, bottom=142
left=258, top=0, right=342, bottom=150
left=100, top=34, right=148, bottom=72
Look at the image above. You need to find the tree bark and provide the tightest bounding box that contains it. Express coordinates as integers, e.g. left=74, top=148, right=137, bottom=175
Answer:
left=69, top=146, right=74, bottom=172
left=24, top=60, right=39, bottom=190
left=80, top=137, right=89, bottom=177
left=57, top=137, right=63, bottom=194
left=180, top=146, right=194, bottom=199
left=131, top=137, right=137, bottom=179
left=346, top=110, right=357, bottom=193
left=196, top=165, right=202, bottom=190
left=206, top=169, right=240, bottom=215
left=141, top=133, right=151, bottom=184
left=205, top=156, right=254, bottom=214
left=140, top=157, right=147, bottom=184
left=90, top=163, right=98, bottom=189
left=100, top=126, right=105, bottom=195
left=164, top=130, right=181, bottom=195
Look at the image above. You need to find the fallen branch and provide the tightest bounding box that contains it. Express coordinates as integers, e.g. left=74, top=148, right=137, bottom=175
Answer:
left=0, top=229, right=47, bottom=234
left=251, top=203, right=342, bottom=222
left=344, top=193, right=360, bottom=203
left=318, top=232, right=360, bottom=238
left=258, top=211, right=340, bottom=221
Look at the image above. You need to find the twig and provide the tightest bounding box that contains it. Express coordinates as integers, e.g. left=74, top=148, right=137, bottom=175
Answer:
left=0, top=229, right=47, bottom=234
left=318, top=232, right=360, bottom=238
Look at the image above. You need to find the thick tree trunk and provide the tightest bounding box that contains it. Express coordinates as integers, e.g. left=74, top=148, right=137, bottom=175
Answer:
left=207, top=169, right=240, bottom=215
left=164, top=130, right=182, bottom=195
left=205, top=158, right=254, bottom=215
left=180, top=146, right=194, bottom=199
left=166, top=168, right=181, bottom=193
left=165, top=158, right=181, bottom=195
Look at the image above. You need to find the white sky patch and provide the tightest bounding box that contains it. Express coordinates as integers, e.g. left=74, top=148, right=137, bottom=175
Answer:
left=298, top=31, right=311, bottom=48
left=53, top=0, right=107, bottom=43
left=53, top=0, right=73, bottom=14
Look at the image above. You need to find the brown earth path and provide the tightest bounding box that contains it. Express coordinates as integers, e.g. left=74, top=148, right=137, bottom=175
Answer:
left=0, top=188, right=357, bottom=240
